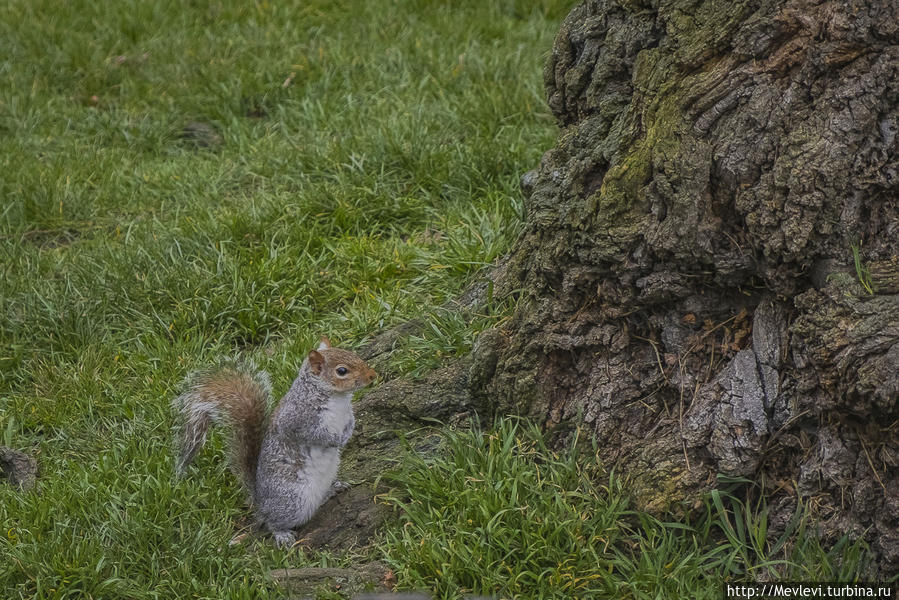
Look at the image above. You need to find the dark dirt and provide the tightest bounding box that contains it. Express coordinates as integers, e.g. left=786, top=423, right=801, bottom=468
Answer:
left=0, top=446, right=38, bottom=490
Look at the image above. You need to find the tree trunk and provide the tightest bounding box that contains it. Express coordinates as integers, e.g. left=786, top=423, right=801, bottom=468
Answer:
left=469, top=0, right=899, bottom=572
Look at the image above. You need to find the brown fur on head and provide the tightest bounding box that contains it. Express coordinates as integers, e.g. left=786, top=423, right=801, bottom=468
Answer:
left=307, top=338, right=377, bottom=392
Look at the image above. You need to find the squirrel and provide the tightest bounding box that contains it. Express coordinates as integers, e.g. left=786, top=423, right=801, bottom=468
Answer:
left=172, top=337, right=377, bottom=547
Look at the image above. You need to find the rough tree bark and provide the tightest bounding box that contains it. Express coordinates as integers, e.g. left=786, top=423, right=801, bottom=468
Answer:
left=465, top=0, right=899, bottom=574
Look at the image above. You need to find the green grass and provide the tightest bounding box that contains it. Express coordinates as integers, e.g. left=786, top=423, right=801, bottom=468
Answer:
left=851, top=242, right=875, bottom=294
left=380, top=419, right=872, bottom=600
left=0, top=0, right=568, bottom=597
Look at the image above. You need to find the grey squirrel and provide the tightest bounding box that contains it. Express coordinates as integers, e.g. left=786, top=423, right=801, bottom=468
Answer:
left=172, top=337, right=377, bottom=547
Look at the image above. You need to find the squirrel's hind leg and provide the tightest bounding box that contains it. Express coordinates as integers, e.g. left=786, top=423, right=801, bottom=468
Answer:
left=271, top=530, right=296, bottom=548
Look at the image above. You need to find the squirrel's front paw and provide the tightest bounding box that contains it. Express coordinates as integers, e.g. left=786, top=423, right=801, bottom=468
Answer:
left=322, top=479, right=351, bottom=503
left=339, top=418, right=355, bottom=446
left=331, top=480, right=351, bottom=493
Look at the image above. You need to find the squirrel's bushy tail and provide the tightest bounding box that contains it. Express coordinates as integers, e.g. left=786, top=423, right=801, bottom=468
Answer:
left=172, top=359, right=271, bottom=499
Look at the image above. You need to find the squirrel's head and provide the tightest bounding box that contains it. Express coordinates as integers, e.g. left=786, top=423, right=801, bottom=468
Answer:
left=306, top=336, right=377, bottom=393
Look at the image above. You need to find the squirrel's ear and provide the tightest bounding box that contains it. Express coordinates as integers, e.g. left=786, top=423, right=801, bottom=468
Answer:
left=318, top=336, right=331, bottom=350
left=307, top=350, right=324, bottom=376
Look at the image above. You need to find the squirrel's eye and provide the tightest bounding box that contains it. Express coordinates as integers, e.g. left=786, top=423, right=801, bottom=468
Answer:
left=336, top=366, right=348, bottom=376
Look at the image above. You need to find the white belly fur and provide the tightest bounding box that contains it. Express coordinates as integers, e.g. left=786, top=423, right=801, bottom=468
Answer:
left=293, top=394, right=353, bottom=521
left=301, top=446, right=340, bottom=509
